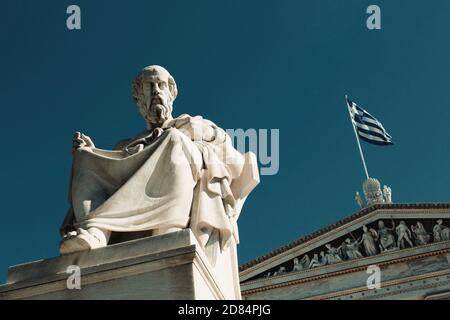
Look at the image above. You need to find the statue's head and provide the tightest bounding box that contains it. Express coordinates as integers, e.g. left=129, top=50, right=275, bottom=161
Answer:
left=378, top=220, right=385, bottom=228
left=132, top=65, right=178, bottom=128
left=363, top=225, right=368, bottom=232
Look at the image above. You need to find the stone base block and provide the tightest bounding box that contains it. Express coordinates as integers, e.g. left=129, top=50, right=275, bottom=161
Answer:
left=0, top=229, right=229, bottom=300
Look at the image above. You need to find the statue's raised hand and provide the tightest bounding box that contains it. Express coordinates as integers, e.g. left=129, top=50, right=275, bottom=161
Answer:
left=73, top=131, right=95, bottom=152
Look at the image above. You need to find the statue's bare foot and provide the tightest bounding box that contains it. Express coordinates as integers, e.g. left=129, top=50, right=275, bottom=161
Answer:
left=60, top=233, right=92, bottom=255
left=60, top=228, right=108, bottom=255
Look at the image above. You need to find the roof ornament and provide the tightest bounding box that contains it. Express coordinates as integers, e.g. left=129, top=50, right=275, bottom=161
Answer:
left=356, top=178, right=392, bottom=209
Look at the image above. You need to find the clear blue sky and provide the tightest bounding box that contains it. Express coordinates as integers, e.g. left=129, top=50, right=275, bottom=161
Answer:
left=1, top=0, right=450, bottom=283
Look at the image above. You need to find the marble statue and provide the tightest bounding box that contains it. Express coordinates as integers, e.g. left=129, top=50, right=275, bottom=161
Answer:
left=292, top=258, right=301, bottom=271
left=359, top=225, right=379, bottom=256
left=433, top=219, right=450, bottom=242
left=341, top=238, right=364, bottom=260
left=355, top=192, right=365, bottom=208
left=395, top=221, right=414, bottom=249
left=383, top=185, right=392, bottom=203
left=319, top=251, right=328, bottom=265
left=363, top=178, right=385, bottom=206
left=324, top=244, right=342, bottom=264
left=292, top=255, right=310, bottom=272
left=59, top=65, right=259, bottom=257
left=411, top=222, right=430, bottom=245
left=309, top=253, right=326, bottom=268
left=377, top=220, right=397, bottom=251
left=309, top=254, right=321, bottom=268
left=273, top=266, right=287, bottom=276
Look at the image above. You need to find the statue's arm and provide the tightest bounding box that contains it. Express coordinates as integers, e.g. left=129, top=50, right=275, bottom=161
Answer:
left=73, top=131, right=132, bottom=157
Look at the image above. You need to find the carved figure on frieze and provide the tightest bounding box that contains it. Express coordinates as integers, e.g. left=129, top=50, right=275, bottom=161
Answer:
left=340, top=238, right=364, bottom=260
left=273, top=266, right=287, bottom=276
left=395, top=220, right=414, bottom=249
left=358, top=225, right=379, bottom=256
left=320, top=251, right=327, bottom=265
left=377, top=220, right=397, bottom=251
left=411, top=222, right=430, bottom=245
left=433, top=219, right=450, bottom=242
left=309, top=253, right=326, bottom=268
left=324, top=244, right=343, bottom=264
left=292, top=255, right=311, bottom=272
left=292, top=258, right=301, bottom=272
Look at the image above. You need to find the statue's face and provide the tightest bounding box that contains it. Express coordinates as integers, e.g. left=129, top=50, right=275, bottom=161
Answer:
left=142, top=68, right=173, bottom=125
left=133, top=65, right=177, bottom=127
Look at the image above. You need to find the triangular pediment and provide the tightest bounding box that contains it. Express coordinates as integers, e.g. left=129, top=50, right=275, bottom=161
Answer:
left=239, top=203, right=450, bottom=284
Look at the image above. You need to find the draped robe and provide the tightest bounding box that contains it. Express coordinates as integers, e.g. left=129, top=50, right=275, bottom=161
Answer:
left=61, top=114, right=252, bottom=250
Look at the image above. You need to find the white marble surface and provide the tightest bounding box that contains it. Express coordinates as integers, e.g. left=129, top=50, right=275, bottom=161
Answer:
left=0, top=229, right=238, bottom=300
left=59, top=67, right=260, bottom=300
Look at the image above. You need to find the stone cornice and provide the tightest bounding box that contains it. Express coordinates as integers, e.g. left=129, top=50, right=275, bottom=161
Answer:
left=311, top=269, right=450, bottom=300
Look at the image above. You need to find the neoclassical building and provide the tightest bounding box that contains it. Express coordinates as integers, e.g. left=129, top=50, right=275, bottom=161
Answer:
left=239, top=179, right=450, bottom=300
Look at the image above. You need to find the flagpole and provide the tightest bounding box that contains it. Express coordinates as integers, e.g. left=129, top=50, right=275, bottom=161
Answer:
left=345, top=95, right=370, bottom=179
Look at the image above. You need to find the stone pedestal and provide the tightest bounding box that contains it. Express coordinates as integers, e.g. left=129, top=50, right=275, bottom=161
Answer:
left=0, top=229, right=238, bottom=300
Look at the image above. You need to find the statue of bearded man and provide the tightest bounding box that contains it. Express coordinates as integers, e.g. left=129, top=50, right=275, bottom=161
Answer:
left=59, top=65, right=259, bottom=258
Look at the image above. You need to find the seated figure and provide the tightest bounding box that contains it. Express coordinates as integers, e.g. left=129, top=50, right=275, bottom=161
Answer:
left=59, top=65, right=259, bottom=259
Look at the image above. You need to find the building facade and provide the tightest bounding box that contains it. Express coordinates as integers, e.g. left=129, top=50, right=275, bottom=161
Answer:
left=239, top=203, right=450, bottom=300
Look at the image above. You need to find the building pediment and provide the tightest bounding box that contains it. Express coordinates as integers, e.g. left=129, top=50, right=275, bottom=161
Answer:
left=240, top=203, right=450, bottom=287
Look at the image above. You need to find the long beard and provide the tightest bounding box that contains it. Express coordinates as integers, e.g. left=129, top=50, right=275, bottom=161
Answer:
left=146, top=102, right=172, bottom=127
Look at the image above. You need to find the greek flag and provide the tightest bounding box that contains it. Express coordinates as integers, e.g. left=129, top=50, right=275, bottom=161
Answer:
left=346, top=96, right=393, bottom=146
